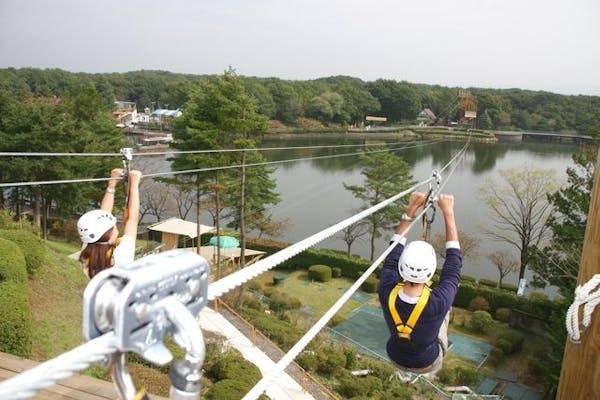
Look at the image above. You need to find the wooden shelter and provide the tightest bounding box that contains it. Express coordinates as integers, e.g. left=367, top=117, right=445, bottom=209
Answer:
left=147, top=218, right=215, bottom=251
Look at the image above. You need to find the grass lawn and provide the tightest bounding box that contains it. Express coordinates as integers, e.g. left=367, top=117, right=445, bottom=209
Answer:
left=28, top=239, right=88, bottom=359
left=256, top=269, right=370, bottom=319
left=27, top=238, right=172, bottom=395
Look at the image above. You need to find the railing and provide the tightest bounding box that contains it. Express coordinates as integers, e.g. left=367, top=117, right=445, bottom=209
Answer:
left=213, top=298, right=339, bottom=400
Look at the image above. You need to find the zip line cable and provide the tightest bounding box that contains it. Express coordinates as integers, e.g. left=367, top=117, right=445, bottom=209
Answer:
left=0, top=140, right=443, bottom=188
left=0, top=138, right=423, bottom=158
left=241, top=140, right=470, bottom=399
left=0, top=134, right=470, bottom=399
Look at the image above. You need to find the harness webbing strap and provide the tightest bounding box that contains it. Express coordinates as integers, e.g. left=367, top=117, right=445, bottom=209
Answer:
left=388, top=283, right=431, bottom=339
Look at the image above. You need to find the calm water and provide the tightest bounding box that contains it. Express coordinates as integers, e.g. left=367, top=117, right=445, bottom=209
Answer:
left=258, top=136, right=579, bottom=297
left=139, top=135, right=580, bottom=297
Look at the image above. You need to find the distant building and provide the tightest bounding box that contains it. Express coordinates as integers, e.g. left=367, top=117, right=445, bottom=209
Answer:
left=150, top=109, right=182, bottom=120
left=113, top=101, right=138, bottom=127
left=417, top=108, right=437, bottom=126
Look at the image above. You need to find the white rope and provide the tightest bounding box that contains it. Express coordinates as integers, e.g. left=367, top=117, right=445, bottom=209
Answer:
left=0, top=139, right=420, bottom=158
left=566, top=274, right=600, bottom=343
left=241, top=208, right=431, bottom=400
left=0, top=140, right=442, bottom=188
left=0, top=333, right=118, bottom=399
left=207, top=177, right=434, bottom=300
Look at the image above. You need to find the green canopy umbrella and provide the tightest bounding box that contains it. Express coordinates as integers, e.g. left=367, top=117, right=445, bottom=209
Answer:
left=209, top=235, right=239, bottom=249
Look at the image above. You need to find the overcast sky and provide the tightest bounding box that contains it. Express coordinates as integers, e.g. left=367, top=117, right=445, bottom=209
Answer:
left=1, top=0, right=599, bottom=96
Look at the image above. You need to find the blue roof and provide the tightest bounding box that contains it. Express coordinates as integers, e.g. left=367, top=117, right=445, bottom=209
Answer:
left=151, top=109, right=181, bottom=117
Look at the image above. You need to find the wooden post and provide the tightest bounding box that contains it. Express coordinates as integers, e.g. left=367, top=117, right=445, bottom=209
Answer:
left=557, top=151, right=600, bottom=400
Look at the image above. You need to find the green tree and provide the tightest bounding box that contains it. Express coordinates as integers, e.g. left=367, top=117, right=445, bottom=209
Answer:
left=528, top=148, right=597, bottom=297
left=171, top=68, right=277, bottom=277
left=344, top=146, right=415, bottom=260
left=478, top=165, right=558, bottom=281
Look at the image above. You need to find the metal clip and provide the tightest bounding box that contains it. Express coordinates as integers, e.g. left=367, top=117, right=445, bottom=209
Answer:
left=83, top=250, right=210, bottom=399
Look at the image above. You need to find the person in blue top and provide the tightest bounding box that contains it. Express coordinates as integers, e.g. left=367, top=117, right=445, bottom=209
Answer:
left=378, top=191, right=461, bottom=377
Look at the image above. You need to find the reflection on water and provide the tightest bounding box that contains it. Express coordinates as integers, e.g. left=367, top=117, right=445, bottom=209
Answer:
left=260, top=136, right=578, bottom=298
left=137, top=135, right=579, bottom=298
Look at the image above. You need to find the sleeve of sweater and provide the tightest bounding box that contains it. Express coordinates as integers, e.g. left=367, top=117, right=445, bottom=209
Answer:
left=378, top=234, right=407, bottom=292
left=430, top=242, right=462, bottom=314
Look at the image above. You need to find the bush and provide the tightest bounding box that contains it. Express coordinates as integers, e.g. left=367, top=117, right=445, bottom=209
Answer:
left=308, top=264, right=332, bottom=282
left=478, top=278, right=498, bottom=288
left=500, top=283, right=518, bottom=292
left=332, top=267, right=342, bottom=278
left=210, top=352, right=262, bottom=384
left=207, top=379, right=250, bottom=400
left=0, top=238, right=28, bottom=283
left=338, top=375, right=368, bottom=398
left=495, top=307, right=511, bottom=322
left=0, top=281, right=33, bottom=357
left=438, top=365, right=479, bottom=386
left=469, top=310, right=494, bottom=333
left=269, top=291, right=302, bottom=312
left=461, top=275, right=477, bottom=284
left=316, top=345, right=346, bottom=377
left=488, top=347, right=505, bottom=365
left=498, top=331, right=524, bottom=353
left=468, top=296, right=490, bottom=312
left=361, top=276, right=378, bottom=293
left=297, top=351, right=318, bottom=372
left=0, top=229, right=46, bottom=277
left=495, top=338, right=513, bottom=355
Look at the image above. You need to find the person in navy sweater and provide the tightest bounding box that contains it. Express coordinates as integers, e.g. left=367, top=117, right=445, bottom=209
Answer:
left=378, top=191, right=461, bottom=376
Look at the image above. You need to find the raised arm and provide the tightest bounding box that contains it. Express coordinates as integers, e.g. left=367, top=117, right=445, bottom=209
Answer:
left=122, top=170, right=141, bottom=239
left=395, top=191, right=427, bottom=237
left=437, top=194, right=458, bottom=243
left=100, top=168, right=124, bottom=212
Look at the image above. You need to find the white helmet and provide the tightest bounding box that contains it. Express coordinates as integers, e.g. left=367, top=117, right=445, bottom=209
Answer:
left=77, top=210, right=116, bottom=244
left=398, top=240, right=437, bottom=283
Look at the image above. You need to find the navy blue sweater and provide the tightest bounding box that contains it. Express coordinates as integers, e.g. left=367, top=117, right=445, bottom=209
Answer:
left=378, top=240, right=462, bottom=368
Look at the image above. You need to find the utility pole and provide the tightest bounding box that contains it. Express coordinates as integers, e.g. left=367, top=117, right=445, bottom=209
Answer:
left=556, top=150, right=600, bottom=400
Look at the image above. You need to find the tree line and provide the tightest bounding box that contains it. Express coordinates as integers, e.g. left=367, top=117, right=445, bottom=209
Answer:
left=1, top=67, right=599, bottom=132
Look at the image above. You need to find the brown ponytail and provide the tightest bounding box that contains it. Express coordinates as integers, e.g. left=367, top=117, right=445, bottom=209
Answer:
left=79, top=228, right=116, bottom=278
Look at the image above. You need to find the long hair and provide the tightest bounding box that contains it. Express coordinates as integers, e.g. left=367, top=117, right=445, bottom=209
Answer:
left=79, top=228, right=115, bottom=278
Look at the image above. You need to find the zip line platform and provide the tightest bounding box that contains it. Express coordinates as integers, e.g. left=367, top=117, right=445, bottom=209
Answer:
left=0, top=352, right=168, bottom=400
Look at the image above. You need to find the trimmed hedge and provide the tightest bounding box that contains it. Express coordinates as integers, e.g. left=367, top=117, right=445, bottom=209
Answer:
left=478, top=278, right=498, bottom=288
left=461, top=275, right=477, bottom=284
left=332, top=267, right=342, bottom=278
left=0, top=229, right=46, bottom=277
left=0, top=238, right=28, bottom=284
left=361, top=276, right=379, bottom=293
left=454, top=282, right=561, bottom=322
left=246, top=238, right=371, bottom=279
left=0, top=281, right=33, bottom=357
left=308, top=264, right=332, bottom=282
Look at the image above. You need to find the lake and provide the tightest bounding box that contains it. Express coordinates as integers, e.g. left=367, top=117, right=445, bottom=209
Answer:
left=138, top=134, right=581, bottom=297
left=258, top=135, right=579, bottom=297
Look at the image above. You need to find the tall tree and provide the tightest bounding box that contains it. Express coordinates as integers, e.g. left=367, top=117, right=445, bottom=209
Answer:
left=344, top=145, right=415, bottom=260
left=488, top=250, right=519, bottom=288
left=478, top=165, right=558, bottom=282
left=171, top=68, right=277, bottom=276
left=528, top=148, right=597, bottom=297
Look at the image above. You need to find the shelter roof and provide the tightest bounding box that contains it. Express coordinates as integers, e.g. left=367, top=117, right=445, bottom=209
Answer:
left=147, top=218, right=215, bottom=239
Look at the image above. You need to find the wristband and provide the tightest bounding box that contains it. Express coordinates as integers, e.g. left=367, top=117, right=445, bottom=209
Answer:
left=105, top=187, right=116, bottom=194
left=401, top=213, right=413, bottom=222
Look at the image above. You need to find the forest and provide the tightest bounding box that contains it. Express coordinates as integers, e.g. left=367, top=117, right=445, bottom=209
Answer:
left=1, top=67, right=599, bottom=132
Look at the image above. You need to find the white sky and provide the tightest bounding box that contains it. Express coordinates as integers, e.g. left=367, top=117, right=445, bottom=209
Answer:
left=1, top=0, right=599, bottom=95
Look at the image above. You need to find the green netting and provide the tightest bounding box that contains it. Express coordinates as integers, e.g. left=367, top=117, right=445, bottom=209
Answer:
left=448, top=332, right=493, bottom=364
left=330, top=304, right=389, bottom=360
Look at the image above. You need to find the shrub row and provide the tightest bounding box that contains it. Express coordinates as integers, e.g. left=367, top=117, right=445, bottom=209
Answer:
left=454, top=282, right=561, bottom=322
left=308, top=264, right=332, bottom=282
left=0, top=229, right=45, bottom=277
left=0, top=238, right=32, bottom=357
left=204, top=350, right=262, bottom=400
left=247, top=238, right=371, bottom=280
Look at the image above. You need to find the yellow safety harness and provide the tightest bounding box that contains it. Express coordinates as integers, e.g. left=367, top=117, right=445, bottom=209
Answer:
left=388, top=283, right=431, bottom=340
